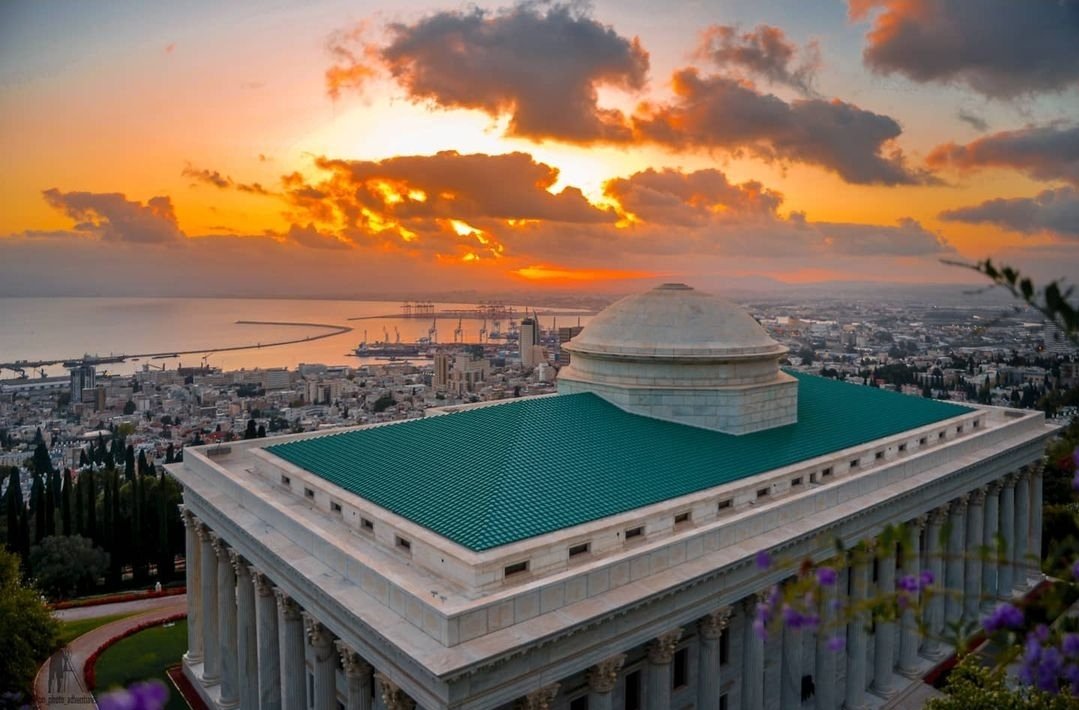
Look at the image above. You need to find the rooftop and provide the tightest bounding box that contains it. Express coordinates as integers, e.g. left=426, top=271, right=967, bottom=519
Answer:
left=265, top=373, right=971, bottom=551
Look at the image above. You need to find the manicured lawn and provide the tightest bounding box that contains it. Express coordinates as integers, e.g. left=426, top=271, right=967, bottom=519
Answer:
left=93, top=620, right=189, bottom=710
left=58, top=612, right=137, bottom=646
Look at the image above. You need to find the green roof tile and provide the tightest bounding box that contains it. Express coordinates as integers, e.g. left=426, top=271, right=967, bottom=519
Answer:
left=266, top=373, right=971, bottom=551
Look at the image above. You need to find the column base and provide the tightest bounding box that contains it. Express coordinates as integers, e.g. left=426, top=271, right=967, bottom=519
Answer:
left=182, top=651, right=203, bottom=666
left=870, top=683, right=895, bottom=700
left=183, top=661, right=231, bottom=710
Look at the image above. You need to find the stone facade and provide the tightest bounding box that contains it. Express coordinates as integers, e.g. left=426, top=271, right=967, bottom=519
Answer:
left=171, top=402, right=1052, bottom=709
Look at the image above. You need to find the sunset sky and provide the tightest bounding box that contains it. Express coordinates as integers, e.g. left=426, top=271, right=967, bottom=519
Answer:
left=1, top=0, right=1077, bottom=297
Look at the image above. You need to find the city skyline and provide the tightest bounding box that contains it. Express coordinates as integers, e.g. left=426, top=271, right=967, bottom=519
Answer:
left=2, top=0, right=1078, bottom=297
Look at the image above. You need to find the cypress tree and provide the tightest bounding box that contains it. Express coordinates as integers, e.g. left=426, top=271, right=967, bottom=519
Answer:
left=93, top=435, right=105, bottom=465
left=85, top=469, right=97, bottom=543
left=31, top=441, right=53, bottom=477
left=102, top=441, right=114, bottom=469
left=79, top=448, right=89, bottom=469
left=124, top=445, right=136, bottom=482
left=165, top=443, right=175, bottom=464
left=156, top=471, right=173, bottom=581
left=110, top=469, right=121, bottom=586
left=43, top=471, right=55, bottom=538
left=61, top=469, right=73, bottom=535
left=73, top=471, right=84, bottom=536
left=137, top=450, right=150, bottom=478
left=30, top=472, right=45, bottom=543
left=4, top=468, right=20, bottom=555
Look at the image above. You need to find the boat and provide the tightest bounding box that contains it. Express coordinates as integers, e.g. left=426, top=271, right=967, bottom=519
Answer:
left=354, top=341, right=422, bottom=357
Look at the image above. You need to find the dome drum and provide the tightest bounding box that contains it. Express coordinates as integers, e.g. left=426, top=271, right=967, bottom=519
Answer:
left=559, top=283, right=798, bottom=435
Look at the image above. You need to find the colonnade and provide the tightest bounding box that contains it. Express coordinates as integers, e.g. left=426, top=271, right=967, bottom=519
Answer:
left=181, top=508, right=410, bottom=710
left=179, top=463, right=1043, bottom=710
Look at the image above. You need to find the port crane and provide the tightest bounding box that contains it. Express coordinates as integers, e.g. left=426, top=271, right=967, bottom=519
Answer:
left=454, top=318, right=463, bottom=343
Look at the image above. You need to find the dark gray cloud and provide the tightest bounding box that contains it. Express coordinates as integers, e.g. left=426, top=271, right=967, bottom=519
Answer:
left=183, top=164, right=274, bottom=195
left=956, top=109, right=988, bottom=132
left=285, top=223, right=350, bottom=250
left=850, top=0, right=1079, bottom=98
left=939, top=187, right=1079, bottom=239
left=632, top=70, right=930, bottom=185
left=330, top=3, right=649, bottom=142
left=928, top=123, right=1079, bottom=186
left=41, top=189, right=184, bottom=244
left=696, top=24, right=820, bottom=95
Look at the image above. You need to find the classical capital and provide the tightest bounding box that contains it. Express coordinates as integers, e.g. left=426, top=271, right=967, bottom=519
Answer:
left=335, top=640, right=372, bottom=681
left=375, top=672, right=416, bottom=710
left=195, top=523, right=214, bottom=542
left=250, top=568, right=273, bottom=596
left=987, top=480, right=1004, bottom=495
left=928, top=506, right=949, bottom=526
left=909, top=515, right=927, bottom=532
left=211, top=534, right=228, bottom=558
left=647, top=628, right=684, bottom=664
left=180, top=507, right=199, bottom=530
left=513, top=683, right=560, bottom=710
left=969, top=488, right=987, bottom=506
left=228, top=549, right=248, bottom=577
left=1003, top=472, right=1020, bottom=488
left=302, top=611, right=333, bottom=649
left=1016, top=466, right=1033, bottom=482
left=274, top=587, right=302, bottom=620
left=587, top=654, right=626, bottom=694
left=951, top=494, right=969, bottom=514
left=699, top=606, right=733, bottom=640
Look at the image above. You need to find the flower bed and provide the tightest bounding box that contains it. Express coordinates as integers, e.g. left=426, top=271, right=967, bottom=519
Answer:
left=53, top=586, right=185, bottom=610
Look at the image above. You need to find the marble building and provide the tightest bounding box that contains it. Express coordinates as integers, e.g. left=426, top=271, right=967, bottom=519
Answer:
left=169, top=284, right=1055, bottom=710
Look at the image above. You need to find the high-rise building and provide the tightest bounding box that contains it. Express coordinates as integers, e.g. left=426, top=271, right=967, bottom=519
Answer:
left=171, top=284, right=1053, bottom=710
left=432, top=352, right=451, bottom=391
left=68, top=364, right=96, bottom=403
left=520, top=316, right=540, bottom=368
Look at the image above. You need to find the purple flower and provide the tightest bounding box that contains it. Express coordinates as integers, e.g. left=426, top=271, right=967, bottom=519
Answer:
left=1072, top=559, right=1079, bottom=580
left=782, top=604, right=807, bottom=629
left=826, top=634, right=845, bottom=652
left=1064, top=634, right=1079, bottom=658
left=897, top=574, right=919, bottom=593
left=756, top=550, right=772, bottom=570
left=982, top=602, right=1024, bottom=633
left=752, top=617, right=767, bottom=641
left=816, top=566, right=837, bottom=586
left=96, top=681, right=168, bottom=710
left=919, top=569, right=935, bottom=588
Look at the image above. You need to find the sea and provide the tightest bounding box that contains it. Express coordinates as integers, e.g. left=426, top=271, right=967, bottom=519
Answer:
left=0, top=297, right=595, bottom=379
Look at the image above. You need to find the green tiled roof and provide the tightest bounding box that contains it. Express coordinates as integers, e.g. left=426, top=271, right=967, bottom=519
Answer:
left=266, top=373, right=971, bottom=551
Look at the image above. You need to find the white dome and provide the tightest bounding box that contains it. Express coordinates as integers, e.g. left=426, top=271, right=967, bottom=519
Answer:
left=564, top=283, right=786, bottom=360
left=558, top=283, right=797, bottom=435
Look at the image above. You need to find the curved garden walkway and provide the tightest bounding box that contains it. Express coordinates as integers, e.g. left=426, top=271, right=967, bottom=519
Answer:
left=34, top=595, right=187, bottom=709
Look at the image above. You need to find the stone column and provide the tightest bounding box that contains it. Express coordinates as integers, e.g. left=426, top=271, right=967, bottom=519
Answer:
left=964, top=489, right=986, bottom=622
left=646, top=629, right=683, bottom=710
left=743, top=595, right=765, bottom=710
left=180, top=509, right=203, bottom=665
left=1015, top=469, right=1031, bottom=592
left=871, top=539, right=897, bottom=697
left=781, top=605, right=803, bottom=708
left=275, top=589, right=306, bottom=710
left=815, top=566, right=839, bottom=710
left=252, top=569, right=281, bottom=710
left=215, top=538, right=239, bottom=709
left=198, top=526, right=220, bottom=684
left=845, top=546, right=871, bottom=710
left=304, top=613, right=337, bottom=710
left=897, top=517, right=925, bottom=677
left=981, top=482, right=1002, bottom=608
left=231, top=552, right=258, bottom=710
left=337, top=641, right=373, bottom=710
left=698, top=608, right=731, bottom=710
left=944, top=496, right=967, bottom=628
left=587, top=654, right=626, bottom=710
left=512, top=683, right=559, bottom=710
left=998, top=475, right=1017, bottom=598
left=376, top=673, right=418, bottom=710
left=922, top=507, right=947, bottom=659
left=1031, top=464, right=1044, bottom=585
